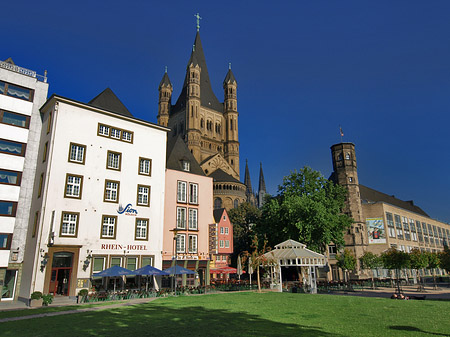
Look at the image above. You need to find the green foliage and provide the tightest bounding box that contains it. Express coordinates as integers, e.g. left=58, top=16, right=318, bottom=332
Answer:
left=409, top=248, right=429, bottom=270
left=30, top=291, right=42, bottom=300
left=381, top=248, right=410, bottom=270
left=228, top=202, right=261, bottom=259
left=359, top=252, right=382, bottom=270
left=426, top=251, right=440, bottom=269
left=336, top=249, right=357, bottom=271
left=439, top=247, right=450, bottom=272
left=42, top=294, right=53, bottom=306
left=258, top=166, right=352, bottom=253
left=78, top=289, right=89, bottom=297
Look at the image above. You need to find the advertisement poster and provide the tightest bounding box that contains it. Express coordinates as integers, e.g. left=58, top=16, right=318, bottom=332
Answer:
left=366, top=218, right=386, bottom=244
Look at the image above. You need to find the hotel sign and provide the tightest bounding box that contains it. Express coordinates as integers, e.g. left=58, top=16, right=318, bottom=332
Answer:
left=101, top=244, right=147, bottom=251
left=117, top=203, right=138, bottom=216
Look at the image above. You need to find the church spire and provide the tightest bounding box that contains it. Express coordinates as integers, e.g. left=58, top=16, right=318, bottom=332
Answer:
left=244, top=160, right=252, bottom=194
left=258, top=162, right=267, bottom=208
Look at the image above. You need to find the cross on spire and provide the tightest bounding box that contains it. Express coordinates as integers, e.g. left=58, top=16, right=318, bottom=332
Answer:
left=194, top=13, right=202, bottom=31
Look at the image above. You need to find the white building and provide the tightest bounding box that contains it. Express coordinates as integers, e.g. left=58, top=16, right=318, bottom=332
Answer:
left=0, top=58, right=49, bottom=301
left=19, top=88, right=168, bottom=301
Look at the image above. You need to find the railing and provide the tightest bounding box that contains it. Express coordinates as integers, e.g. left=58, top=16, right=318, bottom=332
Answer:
left=0, top=61, right=47, bottom=83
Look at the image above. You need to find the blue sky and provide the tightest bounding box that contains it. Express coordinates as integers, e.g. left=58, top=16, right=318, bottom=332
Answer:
left=4, top=1, right=450, bottom=223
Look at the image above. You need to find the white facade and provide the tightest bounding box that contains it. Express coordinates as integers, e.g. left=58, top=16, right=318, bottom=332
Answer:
left=19, top=95, right=168, bottom=299
left=0, top=59, right=48, bottom=301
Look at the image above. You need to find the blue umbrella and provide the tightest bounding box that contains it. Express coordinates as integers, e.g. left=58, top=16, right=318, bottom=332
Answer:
left=163, top=265, right=196, bottom=275
left=93, top=266, right=135, bottom=292
left=134, top=265, right=168, bottom=276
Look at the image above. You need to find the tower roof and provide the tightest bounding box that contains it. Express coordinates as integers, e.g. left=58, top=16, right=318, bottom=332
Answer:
left=172, top=32, right=223, bottom=114
left=244, top=160, right=253, bottom=194
left=223, top=67, right=237, bottom=85
left=258, top=162, right=266, bottom=193
left=89, top=88, right=133, bottom=117
left=159, top=71, right=172, bottom=89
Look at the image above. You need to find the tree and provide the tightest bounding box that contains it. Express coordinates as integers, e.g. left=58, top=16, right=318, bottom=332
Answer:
left=409, top=249, right=428, bottom=291
left=439, top=247, right=450, bottom=273
left=359, top=252, right=382, bottom=289
left=258, top=167, right=352, bottom=253
left=336, top=249, right=357, bottom=289
left=381, top=248, right=410, bottom=294
left=427, top=252, right=440, bottom=290
left=228, top=202, right=261, bottom=264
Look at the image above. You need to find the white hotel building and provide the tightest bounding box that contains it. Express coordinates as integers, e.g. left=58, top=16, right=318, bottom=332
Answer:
left=19, top=89, right=168, bottom=301
left=0, top=58, right=49, bottom=301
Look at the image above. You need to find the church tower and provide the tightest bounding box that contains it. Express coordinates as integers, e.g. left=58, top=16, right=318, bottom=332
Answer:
left=257, top=162, right=267, bottom=208
left=157, top=68, right=172, bottom=127
left=330, top=142, right=367, bottom=275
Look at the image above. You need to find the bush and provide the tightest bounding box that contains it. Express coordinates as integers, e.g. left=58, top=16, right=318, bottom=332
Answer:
left=42, top=294, right=53, bottom=306
left=31, top=291, right=42, bottom=300
left=78, top=289, right=89, bottom=297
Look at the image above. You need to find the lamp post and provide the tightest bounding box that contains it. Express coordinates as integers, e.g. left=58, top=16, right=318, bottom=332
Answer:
left=170, top=228, right=179, bottom=296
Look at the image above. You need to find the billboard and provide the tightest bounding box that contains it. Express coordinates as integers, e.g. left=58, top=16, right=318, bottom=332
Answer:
left=366, top=218, right=386, bottom=244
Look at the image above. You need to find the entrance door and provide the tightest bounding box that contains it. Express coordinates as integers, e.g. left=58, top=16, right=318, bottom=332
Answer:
left=50, top=252, right=73, bottom=296
left=1, top=270, right=18, bottom=301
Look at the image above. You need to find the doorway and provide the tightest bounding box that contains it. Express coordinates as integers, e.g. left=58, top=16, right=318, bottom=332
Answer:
left=49, top=252, right=73, bottom=296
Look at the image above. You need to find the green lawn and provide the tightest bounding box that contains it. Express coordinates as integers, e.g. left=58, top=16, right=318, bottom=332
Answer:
left=1, top=292, right=449, bottom=337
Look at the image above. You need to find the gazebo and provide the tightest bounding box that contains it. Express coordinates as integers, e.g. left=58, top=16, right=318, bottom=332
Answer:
left=263, top=239, right=327, bottom=293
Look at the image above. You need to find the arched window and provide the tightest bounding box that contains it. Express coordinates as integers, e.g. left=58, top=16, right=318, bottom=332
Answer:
left=338, top=153, right=343, bottom=161
left=214, top=198, right=222, bottom=209
left=200, top=119, right=204, bottom=128
left=234, top=199, right=239, bottom=209
left=345, top=152, right=351, bottom=160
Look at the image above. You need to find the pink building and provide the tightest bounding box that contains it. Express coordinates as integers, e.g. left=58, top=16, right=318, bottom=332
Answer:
left=210, top=208, right=234, bottom=280
left=162, top=137, right=213, bottom=287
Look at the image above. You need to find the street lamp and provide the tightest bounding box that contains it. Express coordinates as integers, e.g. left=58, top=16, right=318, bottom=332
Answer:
left=170, top=228, right=179, bottom=296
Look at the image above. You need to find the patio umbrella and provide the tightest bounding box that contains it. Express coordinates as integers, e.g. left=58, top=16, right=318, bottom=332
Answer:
left=93, top=266, right=135, bottom=292
left=134, top=265, right=168, bottom=291
left=248, top=257, right=253, bottom=287
left=237, top=255, right=243, bottom=281
left=163, top=265, right=196, bottom=275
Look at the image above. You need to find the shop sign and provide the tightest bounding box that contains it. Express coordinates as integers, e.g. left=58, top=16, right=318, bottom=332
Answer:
left=101, top=244, right=147, bottom=251
left=117, top=203, right=138, bottom=216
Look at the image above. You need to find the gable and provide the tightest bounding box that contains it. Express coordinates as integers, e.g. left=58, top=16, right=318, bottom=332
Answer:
left=200, top=153, right=238, bottom=179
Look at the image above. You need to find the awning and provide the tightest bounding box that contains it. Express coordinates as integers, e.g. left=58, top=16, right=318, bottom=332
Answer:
left=210, top=266, right=245, bottom=274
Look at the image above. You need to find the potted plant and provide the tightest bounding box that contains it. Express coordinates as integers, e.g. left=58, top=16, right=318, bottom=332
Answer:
left=42, top=293, right=53, bottom=306
left=30, top=291, right=43, bottom=307
left=78, top=289, right=89, bottom=303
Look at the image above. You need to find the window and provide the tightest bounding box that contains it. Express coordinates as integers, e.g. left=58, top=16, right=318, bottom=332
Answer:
left=328, top=245, right=337, bottom=256
left=127, top=257, right=138, bottom=271
left=139, top=157, right=152, bottom=176
left=60, top=212, right=79, bottom=237
left=177, top=181, right=187, bottom=202
left=43, top=142, right=48, bottom=162
left=65, top=174, right=83, bottom=199
left=182, top=160, right=190, bottom=172
left=0, top=139, right=26, bottom=156
left=0, top=81, right=33, bottom=101
left=32, top=211, right=39, bottom=237
left=92, top=257, right=105, bottom=273
left=177, top=207, right=186, bottom=229
left=0, top=201, right=17, bottom=216
left=46, top=111, right=52, bottom=134
left=225, top=240, right=230, bottom=248
left=107, top=151, right=121, bottom=170
left=0, top=233, right=12, bottom=250
left=220, top=227, right=224, bottom=234
left=234, top=199, right=239, bottom=208
left=214, top=198, right=222, bottom=209
left=0, top=110, right=29, bottom=128
left=137, top=185, right=150, bottom=206
left=37, top=173, right=44, bottom=198
left=188, top=235, right=197, bottom=253
left=101, top=215, right=117, bottom=239
left=189, top=183, right=198, bottom=204
left=0, top=169, right=21, bottom=186
left=135, top=218, right=148, bottom=240
left=219, top=240, right=224, bottom=248
left=98, top=124, right=110, bottom=136
left=122, top=131, right=133, bottom=142
left=176, top=234, right=186, bottom=253
left=188, top=208, right=198, bottom=230
left=225, top=227, right=229, bottom=235
left=110, top=257, right=122, bottom=267
left=111, top=128, right=121, bottom=139
left=68, top=143, right=86, bottom=164
left=142, top=256, right=154, bottom=267
left=104, top=180, right=119, bottom=203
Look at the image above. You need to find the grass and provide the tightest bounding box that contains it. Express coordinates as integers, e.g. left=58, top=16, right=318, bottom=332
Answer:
left=1, top=292, right=449, bottom=336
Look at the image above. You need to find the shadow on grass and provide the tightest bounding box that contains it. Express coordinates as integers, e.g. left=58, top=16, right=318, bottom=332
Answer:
left=390, top=326, right=450, bottom=336
left=1, top=302, right=339, bottom=337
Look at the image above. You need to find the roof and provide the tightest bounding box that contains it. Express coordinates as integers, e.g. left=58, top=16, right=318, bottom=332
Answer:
left=209, top=169, right=241, bottom=184
left=159, top=71, right=172, bottom=89
left=263, top=239, right=327, bottom=266
left=359, top=184, right=429, bottom=217
left=166, top=136, right=205, bottom=176
left=244, top=159, right=252, bottom=193
left=172, top=32, right=223, bottom=114
left=213, top=208, right=226, bottom=223
left=258, top=162, right=266, bottom=193
left=223, top=68, right=236, bottom=85
left=89, top=88, right=133, bottom=117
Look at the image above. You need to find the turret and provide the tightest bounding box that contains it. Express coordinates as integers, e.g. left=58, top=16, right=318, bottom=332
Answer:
left=157, top=68, right=172, bottom=127
left=223, top=64, right=239, bottom=176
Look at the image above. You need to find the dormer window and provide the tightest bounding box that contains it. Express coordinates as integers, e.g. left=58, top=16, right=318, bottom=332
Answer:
left=181, top=160, right=190, bottom=172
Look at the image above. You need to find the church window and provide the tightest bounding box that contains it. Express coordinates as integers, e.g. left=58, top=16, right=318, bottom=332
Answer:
left=201, top=119, right=204, bottom=128
left=337, top=153, right=343, bottom=161
left=214, top=198, right=222, bottom=210
left=345, top=153, right=351, bottom=160
left=231, top=159, right=234, bottom=165
left=234, top=199, right=239, bottom=209
left=209, top=144, right=212, bottom=149
left=230, top=120, right=233, bottom=130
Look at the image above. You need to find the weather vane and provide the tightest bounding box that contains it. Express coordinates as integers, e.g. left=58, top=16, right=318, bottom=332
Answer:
left=194, top=13, right=202, bottom=31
